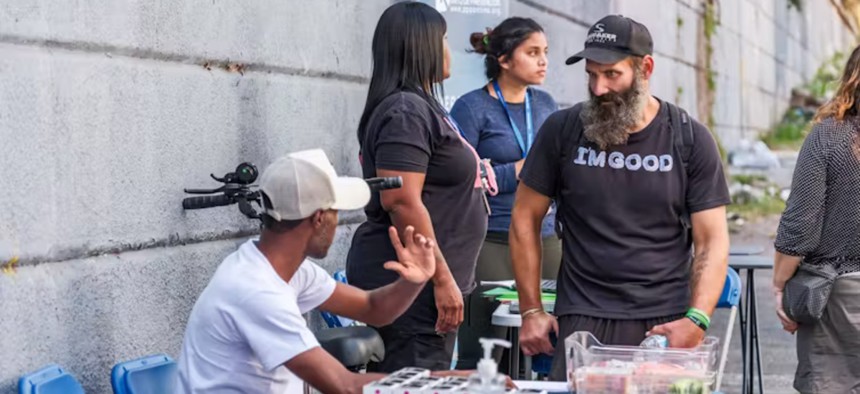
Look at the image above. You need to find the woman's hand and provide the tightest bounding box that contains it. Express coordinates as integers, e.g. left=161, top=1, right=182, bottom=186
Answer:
left=773, top=286, right=799, bottom=333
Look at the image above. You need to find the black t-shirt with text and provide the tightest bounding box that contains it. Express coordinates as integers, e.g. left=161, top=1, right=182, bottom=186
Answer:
left=346, top=92, right=488, bottom=296
left=519, top=101, right=730, bottom=319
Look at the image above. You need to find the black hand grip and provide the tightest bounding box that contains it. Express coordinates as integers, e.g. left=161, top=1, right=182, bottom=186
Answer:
left=182, top=194, right=233, bottom=210
left=365, top=176, right=403, bottom=191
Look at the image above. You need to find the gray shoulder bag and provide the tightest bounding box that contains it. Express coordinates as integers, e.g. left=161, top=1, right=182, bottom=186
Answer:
left=782, top=262, right=838, bottom=324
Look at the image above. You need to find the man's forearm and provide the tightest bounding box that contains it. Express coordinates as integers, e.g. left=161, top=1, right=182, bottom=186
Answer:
left=510, top=213, right=544, bottom=312
left=388, top=202, right=455, bottom=286
left=364, top=279, right=425, bottom=326
left=689, top=244, right=729, bottom=315
left=321, top=371, right=384, bottom=394
left=289, top=349, right=385, bottom=394
left=345, top=373, right=386, bottom=394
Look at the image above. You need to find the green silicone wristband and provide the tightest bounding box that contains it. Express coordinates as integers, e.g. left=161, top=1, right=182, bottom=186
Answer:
left=686, top=307, right=711, bottom=328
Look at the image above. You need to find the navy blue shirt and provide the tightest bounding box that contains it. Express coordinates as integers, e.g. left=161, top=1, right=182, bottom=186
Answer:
left=450, top=86, right=559, bottom=236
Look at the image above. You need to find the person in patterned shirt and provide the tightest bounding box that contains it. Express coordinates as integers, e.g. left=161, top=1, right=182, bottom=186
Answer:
left=773, top=44, right=860, bottom=394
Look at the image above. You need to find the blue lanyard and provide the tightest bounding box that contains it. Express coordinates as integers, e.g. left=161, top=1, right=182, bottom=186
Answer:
left=492, top=80, right=533, bottom=158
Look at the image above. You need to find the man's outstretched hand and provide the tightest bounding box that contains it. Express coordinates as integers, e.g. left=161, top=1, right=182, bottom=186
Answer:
left=383, top=226, right=436, bottom=284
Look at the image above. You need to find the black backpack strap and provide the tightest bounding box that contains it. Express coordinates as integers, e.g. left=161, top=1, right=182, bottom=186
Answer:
left=554, top=103, right=585, bottom=236
left=558, top=103, right=586, bottom=170
left=666, top=102, right=695, bottom=236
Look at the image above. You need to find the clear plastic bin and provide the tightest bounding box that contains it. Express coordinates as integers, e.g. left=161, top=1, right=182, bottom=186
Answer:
left=565, top=331, right=718, bottom=394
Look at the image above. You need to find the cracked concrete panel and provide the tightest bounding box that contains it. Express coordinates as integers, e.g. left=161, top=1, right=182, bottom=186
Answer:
left=0, top=0, right=391, bottom=79
left=0, top=238, right=241, bottom=393
left=0, top=43, right=366, bottom=265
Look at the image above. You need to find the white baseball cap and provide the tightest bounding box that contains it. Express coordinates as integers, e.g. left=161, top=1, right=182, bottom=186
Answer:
left=258, top=149, right=370, bottom=221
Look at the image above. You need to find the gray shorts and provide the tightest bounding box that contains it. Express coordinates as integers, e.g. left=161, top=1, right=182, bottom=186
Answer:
left=795, top=272, right=860, bottom=393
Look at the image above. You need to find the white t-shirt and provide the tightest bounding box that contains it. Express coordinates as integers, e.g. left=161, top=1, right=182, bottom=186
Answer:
left=176, top=240, right=337, bottom=394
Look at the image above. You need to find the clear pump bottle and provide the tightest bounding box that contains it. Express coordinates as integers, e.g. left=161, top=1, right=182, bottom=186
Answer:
left=467, top=338, right=511, bottom=394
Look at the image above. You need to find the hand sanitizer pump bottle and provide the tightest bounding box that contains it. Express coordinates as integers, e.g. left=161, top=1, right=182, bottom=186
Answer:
left=467, top=338, right=511, bottom=394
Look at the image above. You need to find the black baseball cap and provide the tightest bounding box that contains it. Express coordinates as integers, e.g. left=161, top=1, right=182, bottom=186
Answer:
left=566, top=15, right=653, bottom=65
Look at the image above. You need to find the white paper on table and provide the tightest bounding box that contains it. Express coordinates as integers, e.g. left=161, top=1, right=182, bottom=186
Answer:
left=512, top=380, right=570, bottom=392
left=480, top=279, right=516, bottom=288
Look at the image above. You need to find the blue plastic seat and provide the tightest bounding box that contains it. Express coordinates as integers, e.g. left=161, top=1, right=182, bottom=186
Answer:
left=717, top=267, right=742, bottom=308
left=532, top=353, right=553, bottom=375
left=320, top=270, right=354, bottom=328
left=715, top=268, right=742, bottom=392
left=18, top=364, right=84, bottom=394
left=111, top=354, right=177, bottom=394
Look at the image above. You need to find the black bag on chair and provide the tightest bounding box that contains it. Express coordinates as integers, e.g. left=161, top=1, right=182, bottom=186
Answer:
left=782, top=263, right=838, bottom=324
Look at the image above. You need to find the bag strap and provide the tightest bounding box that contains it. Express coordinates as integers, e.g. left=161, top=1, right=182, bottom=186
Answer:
left=554, top=103, right=585, bottom=236
left=666, top=101, right=695, bottom=240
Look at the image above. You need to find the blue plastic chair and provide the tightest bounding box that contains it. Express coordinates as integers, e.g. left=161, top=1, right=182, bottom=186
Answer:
left=18, top=364, right=84, bottom=394
left=111, top=354, right=177, bottom=394
left=718, top=267, right=743, bottom=309
left=320, top=270, right=355, bottom=328
left=715, top=268, right=742, bottom=392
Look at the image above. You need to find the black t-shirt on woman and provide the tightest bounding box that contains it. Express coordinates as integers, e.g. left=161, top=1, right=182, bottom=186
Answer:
left=346, top=92, right=488, bottom=296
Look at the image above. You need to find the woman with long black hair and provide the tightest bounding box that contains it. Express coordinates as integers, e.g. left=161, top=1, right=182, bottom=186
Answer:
left=346, top=2, right=489, bottom=372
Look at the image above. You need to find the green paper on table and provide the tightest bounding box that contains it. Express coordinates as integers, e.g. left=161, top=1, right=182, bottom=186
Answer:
left=497, top=293, right=556, bottom=303
left=482, top=287, right=514, bottom=297
left=482, top=287, right=556, bottom=302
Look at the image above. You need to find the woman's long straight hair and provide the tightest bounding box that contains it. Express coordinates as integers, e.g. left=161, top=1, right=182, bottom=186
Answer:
left=357, top=2, right=447, bottom=144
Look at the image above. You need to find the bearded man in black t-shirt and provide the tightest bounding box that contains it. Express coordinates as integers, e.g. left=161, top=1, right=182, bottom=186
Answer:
left=509, top=15, right=731, bottom=381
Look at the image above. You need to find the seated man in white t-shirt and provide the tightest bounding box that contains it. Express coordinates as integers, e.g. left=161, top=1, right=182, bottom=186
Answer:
left=176, top=149, right=466, bottom=394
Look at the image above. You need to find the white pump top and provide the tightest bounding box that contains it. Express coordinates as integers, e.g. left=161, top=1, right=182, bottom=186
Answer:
left=477, top=338, right=512, bottom=382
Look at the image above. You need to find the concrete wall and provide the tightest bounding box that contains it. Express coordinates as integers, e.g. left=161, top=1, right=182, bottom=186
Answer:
left=0, top=0, right=853, bottom=391
left=509, top=0, right=855, bottom=146
left=0, top=1, right=385, bottom=391
left=610, top=0, right=855, bottom=147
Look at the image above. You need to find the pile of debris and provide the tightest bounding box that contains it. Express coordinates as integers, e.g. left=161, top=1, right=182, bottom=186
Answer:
left=727, top=139, right=782, bottom=170
left=725, top=170, right=790, bottom=231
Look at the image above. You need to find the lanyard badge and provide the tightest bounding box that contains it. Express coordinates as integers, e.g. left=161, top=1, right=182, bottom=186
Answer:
left=492, top=80, right=534, bottom=159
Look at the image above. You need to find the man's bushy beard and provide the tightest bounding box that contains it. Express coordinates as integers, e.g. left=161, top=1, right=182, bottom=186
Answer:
left=582, top=71, right=649, bottom=150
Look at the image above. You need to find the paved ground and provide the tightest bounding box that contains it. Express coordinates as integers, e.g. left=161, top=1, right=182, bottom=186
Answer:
left=716, top=214, right=799, bottom=394
left=713, top=150, right=800, bottom=393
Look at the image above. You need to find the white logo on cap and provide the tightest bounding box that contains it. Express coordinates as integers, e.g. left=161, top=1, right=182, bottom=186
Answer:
left=587, top=23, right=617, bottom=44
